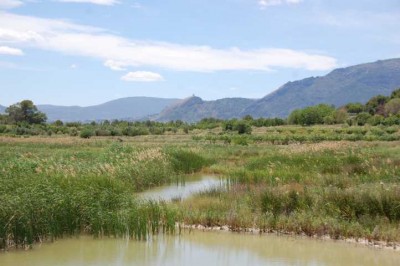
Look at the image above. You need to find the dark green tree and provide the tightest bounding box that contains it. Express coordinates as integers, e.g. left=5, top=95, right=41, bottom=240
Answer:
left=355, top=112, right=371, bottom=126
left=365, top=95, right=388, bottom=115
left=6, top=100, right=47, bottom=124
left=390, top=88, right=400, bottom=99
left=344, top=103, right=364, bottom=114
left=236, top=121, right=252, bottom=134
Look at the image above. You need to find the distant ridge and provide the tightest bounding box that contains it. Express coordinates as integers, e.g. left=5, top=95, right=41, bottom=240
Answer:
left=0, top=105, right=5, bottom=114
left=241, top=58, right=400, bottom=118
left=155, top=96, right=255, bottom=123
left=37, top=97, right=180, bottom=122
left=2, top=58, right=400, bottom=122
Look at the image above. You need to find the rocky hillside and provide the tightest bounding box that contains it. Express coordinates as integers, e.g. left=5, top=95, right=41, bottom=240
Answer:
left=156, top=96, right=255, bottom=122
left=242, top=58, right=400, bottom=117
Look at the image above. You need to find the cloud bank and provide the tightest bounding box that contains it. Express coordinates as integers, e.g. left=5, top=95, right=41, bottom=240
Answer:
left=0, top=12, right=337, bottom=72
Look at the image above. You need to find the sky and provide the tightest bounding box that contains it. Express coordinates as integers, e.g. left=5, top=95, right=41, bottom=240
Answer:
left=0, top=0, right=399, bottom=106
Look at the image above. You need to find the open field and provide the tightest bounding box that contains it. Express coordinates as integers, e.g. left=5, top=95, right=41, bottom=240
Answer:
left=1, top=125, right=400, bottom=250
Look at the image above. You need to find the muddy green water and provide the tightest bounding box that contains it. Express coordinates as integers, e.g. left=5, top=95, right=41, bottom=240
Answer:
left=1, top=176, right=398, bottom=265
left=0, top=231, right=398, bottom=266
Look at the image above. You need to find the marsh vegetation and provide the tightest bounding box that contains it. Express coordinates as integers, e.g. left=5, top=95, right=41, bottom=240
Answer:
left=1, top=123, right=400, bottom=251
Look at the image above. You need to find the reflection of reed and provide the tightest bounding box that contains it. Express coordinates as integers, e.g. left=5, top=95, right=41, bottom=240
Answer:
left=2, top=232, right=397, bottom=266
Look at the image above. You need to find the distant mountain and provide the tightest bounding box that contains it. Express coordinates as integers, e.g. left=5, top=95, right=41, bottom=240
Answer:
left=0, top=105, right=5, bottom=114
left=156, top=96, right=255, bottom=123
left=242, top=58, right=400, bottom=118
left=3, top=58, right=399, bottom=122
left=38, top=97, right=180, bottom=122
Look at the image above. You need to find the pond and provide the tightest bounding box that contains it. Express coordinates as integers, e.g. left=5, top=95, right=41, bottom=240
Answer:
left=0, top=230, right=398, bottom=266
left=1, top=175, right=398, bottom=265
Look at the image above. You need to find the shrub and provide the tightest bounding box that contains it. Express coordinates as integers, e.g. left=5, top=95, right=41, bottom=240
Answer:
left=80, top=128, right=94, bottom=139
left=355, top=112, right=371, bottom=126
left=69, top=128, right=78, bottom=136
left=95, top=129, right=111, bottom=136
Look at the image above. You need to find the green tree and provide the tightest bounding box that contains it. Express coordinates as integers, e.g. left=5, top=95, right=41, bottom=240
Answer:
left=236, top=121, right=252, bottom=134
left=367, top=115, right=384, bottom=126
left=365, top=95, right=388, bottom=115
left=53, top=120, right=64, bottom=126
left=288, top=104, right=335, bottom=126
left=390, top=88, right=400, bottom=99
left=384, top=98, right=400, bottom=116
left=287, top=109, right=301, bottom=124
left=355, top=112, right=371, bottom=126
left=344, top=103, right=364, bottom=114
left=6, top=100, right=47, bottom=124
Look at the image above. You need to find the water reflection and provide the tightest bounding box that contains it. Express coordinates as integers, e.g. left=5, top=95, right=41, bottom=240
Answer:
left=138, top=175, right=226, bottom=201
left=0, top=231, right=398, bottom=266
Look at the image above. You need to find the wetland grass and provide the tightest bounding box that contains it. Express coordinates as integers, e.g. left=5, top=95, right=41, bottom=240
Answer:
left=176, top=140, right=400, bottom=242
left=1, top=127, right=400, bottom=250
left=0, top=141, right=209, bottom=250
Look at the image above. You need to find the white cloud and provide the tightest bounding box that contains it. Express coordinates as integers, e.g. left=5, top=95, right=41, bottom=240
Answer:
left=58, top=0, right=119, bottom=5
left=104, top=59, right=127, bottom=71
left=0, top=0, right=23, bottom=9
left=121, top=71, right=164, bottom=82
left=0, top=46, right=24, bottom=55
left=0, top=12, right=337, bottom=72
left=258, top=0, right=302, bottom=8
left=70, top=64, right=78, bottom=69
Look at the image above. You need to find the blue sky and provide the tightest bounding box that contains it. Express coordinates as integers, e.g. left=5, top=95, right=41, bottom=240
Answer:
left=0, top=0, right=399, bottom=106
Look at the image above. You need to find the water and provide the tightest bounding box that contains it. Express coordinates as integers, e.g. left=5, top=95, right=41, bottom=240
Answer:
left=1, top=176, right=398, bottom=265
left=0, top=231, right=398, bottom=266
left=138, top=175, right=225, bottom=201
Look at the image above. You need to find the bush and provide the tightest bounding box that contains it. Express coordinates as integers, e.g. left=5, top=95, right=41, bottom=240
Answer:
left=95, top=129, right=111, bottom=136
left=233, top=136, right=249, bottom=146
left=69, top=128, right=78, bottom=137
left=80, top=128, right=94, bottom=139
left=355, top=112, right=371, bottom=126
left=236, top=122, right=252, bottom=134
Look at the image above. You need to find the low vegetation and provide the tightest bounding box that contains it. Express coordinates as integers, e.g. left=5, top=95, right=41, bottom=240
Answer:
left=177, top=141, right=400, bottom=242
left=1, top=89, right=400, bottom=251
left=0, top=141, right=211, bottom=249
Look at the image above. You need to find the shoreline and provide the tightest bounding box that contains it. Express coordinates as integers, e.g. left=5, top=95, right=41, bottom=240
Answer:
left=179, top=223, right=400, bottom=252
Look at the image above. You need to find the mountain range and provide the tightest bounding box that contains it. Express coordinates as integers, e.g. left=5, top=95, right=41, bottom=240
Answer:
left=242, top=58, right=400, bottom=118
left=36, top=97, right=180, bottom=122
left=1, top=58, right=400, bottom=122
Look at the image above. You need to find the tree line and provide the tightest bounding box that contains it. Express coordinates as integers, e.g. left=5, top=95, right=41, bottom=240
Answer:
left=288, top=88, right=400, bottom=126
left=1, top=88, right=400, bottom=137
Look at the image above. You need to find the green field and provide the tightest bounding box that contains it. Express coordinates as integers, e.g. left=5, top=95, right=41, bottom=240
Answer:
left=1, top=125, right=400, bottom=250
